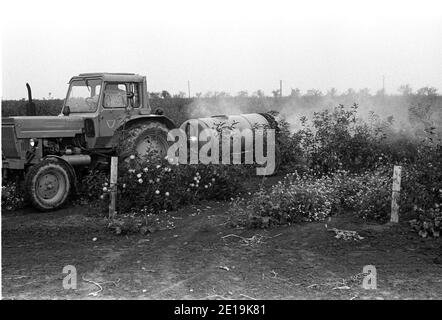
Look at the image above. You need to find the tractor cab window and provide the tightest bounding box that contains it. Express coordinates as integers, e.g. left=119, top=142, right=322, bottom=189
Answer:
left=103, top=83, right=128, bottom=108
left=103, top=82, right=141, bottom=108
left=65, top=79, right=102, bottom=113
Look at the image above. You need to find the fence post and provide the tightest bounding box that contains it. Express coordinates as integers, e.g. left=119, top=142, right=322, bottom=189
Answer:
left=109, top=157, right=118, bottom=218
left=390, top=165, right=402, bottom=223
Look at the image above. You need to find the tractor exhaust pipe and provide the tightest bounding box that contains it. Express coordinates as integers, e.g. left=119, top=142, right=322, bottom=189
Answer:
left=25, top=83, right=36, bottom=116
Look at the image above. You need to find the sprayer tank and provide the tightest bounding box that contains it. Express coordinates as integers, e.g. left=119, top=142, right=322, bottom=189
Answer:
left=180, top=113, right=275, bottom=136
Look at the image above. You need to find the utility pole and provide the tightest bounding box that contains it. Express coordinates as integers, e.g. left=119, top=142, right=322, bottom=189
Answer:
left=188, top=80, right=191, bottom=98
left=280, top=80, right=283, bottom=98
left=382, top=75, right=385, bottom=94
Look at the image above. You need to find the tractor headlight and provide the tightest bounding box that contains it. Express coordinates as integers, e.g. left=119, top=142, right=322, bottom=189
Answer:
left=30, top=138, right=37, bottom=147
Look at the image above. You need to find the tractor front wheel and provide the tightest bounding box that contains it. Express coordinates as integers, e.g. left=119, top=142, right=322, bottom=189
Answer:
left=25, top=158, right=72, bottom=211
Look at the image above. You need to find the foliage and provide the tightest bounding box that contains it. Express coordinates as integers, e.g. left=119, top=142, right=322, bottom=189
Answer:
left=275, top=104, right=419, bottom=176
left=298, top=104, right=389, bottom=173
left=334, top=169, right=392, bottom=221
left=112, top=156, right=250, bottom=214
left=1, top=181, right=26, bottom=211
left=274, top=118, right=308, bottom=173
left=229, top=168, right=393, bottom=228
left=409, top=206, right=441, bottom=238
left=76, top=169, right=110, bottom=207
left=231, top=99, right=439, bottom=229
left=86, top=155, right=251, bottom=234
left=401, top=136, right=442, bottom=215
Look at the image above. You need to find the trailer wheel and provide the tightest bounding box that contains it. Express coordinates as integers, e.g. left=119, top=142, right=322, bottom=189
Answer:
left=25, top=158, right=72, bottom=211
left=118, top=122, right=170, bottom=163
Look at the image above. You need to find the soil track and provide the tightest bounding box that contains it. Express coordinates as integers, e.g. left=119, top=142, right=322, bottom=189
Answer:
left=2, top=178, right=442, bottom=300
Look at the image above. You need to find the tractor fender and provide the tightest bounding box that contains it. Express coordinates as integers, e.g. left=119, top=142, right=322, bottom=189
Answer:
left=120, top=115, right=176, bottom=131
left=42, top=155, right=78, bottom=193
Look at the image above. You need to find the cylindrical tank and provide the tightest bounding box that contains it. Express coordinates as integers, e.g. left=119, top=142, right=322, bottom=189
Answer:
left=179, top=113, right=278, bottom=165
left=180, top=113, right=277, bottom=138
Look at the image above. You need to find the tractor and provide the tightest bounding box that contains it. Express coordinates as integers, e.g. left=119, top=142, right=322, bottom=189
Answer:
left=2, top=73, right=175, bottom=211
left=2, top=72, right=280, bottom=211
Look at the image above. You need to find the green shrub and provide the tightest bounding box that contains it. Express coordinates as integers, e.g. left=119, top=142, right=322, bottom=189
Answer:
left=77, top=157, right=251, bottom=215
left=99, top=156, right=252, bottom=234
left=409, top=206, right=441, bottom=238
left=229, top=173, right=338, bottom=228
left=111, top=156, right=250, bottom=214
left=76, top=169, right=110, bottom=207
left=275, top=117, right=309, bottom=173
left=302, top=105, right=390, bottom=174
left=230, top=168, right=393, bottom=228
left=275, top=105, right=395, bottom=175
left=1, top=181, right=26, bottom=211
left=401, top=138, right=442, bottom=215
left=334, top=169, right=392, bottom=221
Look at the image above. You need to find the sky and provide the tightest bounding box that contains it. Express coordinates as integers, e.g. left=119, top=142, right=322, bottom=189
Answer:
left=1, top=0, right=441, bottom=99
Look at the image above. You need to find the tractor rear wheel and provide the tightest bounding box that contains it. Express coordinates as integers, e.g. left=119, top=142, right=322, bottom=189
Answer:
left=25, top=158, right=72, bottom=211
left=118, top=122, right=170, bottom=163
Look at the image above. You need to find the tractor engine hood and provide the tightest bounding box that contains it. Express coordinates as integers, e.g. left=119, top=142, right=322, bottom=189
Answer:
left=2, top=116, right=85, bottom=138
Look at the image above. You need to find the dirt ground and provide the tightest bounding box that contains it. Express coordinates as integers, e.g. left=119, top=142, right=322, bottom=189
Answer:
left=2, top=177, right=442, bottom=300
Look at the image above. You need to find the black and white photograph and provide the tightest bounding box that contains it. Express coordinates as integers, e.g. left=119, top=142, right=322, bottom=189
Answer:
left=0, top=0, right=441, bottom=307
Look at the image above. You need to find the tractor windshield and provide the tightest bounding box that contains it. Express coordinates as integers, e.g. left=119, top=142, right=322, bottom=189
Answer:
left=65, top=79, right=102, bottom=113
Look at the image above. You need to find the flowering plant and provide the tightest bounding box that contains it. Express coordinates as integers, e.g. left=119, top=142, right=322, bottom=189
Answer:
left=229, top=168, right=393, bottom=228
left=98, top=154, right=252, bottom=216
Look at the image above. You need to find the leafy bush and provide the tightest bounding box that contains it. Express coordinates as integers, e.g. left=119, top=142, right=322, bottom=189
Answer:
left=83, top=155, right=252, bottom=234
left=229, top=168, right=393, bottom=228
left=76, top=169, right=110, bottom=207
left=275, top=104, right=424, bottom=176
left=1, top=181, right=26, bottom=211
left=333, top=169, right=392, bottom=221
left=229, top=173, right=337, bottom=228
left=275, top=105, right=392, bottom=176
left=401, top=136, right=442, bottom=215
left=409, top=206, right=441, bottom=238
left=300, top=105, right=391, bottom=174
left=270, top=102, right=439, bottom=226
left=111, top=156, right=250, bottom=214
left=275, top=117, right=309, bottom=173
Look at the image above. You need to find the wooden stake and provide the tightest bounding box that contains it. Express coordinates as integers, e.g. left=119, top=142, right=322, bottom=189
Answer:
left=390, top=165, right=402, bottom=223
left=109, top=157, right=118, bottom=217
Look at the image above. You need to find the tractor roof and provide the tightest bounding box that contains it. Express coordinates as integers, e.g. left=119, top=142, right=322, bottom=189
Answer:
left=71, top=72, right=145, bottom=82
